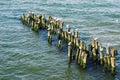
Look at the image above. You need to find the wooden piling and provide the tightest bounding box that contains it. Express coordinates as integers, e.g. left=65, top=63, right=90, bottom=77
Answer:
left=71, top=31, right=75, bottom=44
left=106, top=44, right=110, bottom=55
left=68, top=32, right=71, bottom=42
left=58, top=28, right=61, bottom=40
left=92, top=48, right=97, bottom=61
left=58, top=40, right=62, bottom=50
left=78, top=47, right=82, bottom=64
left=111, top=57, right=115, bottom=75
left=94, top=38, right=99, bottom=55
left=107, top=55, right=111, bottom=71
left=75, top=28, right=78, bottom=38
left=80, top=51, right=85, bottom=66
left=75, top=38, right=79, bottom=48
left=31, top=21, right=34, bottom=29
left=66, top=25, right=70, bottom=32
left=75, top=47, right=79, bottom=63
left=48, top=15, right=52, bottom=24
left=100, top=43, right=103, bottom=65
left=83, top=53, right=88, bottom=69
left=21, top=13, right=26, bottom=24
left=68, top=42, right=72, bottom=64
left=48, top=28, right=52, bottom=44
left=65, top=31, right=68, bottom=41
left=111, top=48, right=115, bottom=57
left=42, top=14, right=46, bottom=28
left=104, top=55, right=107, bottom=69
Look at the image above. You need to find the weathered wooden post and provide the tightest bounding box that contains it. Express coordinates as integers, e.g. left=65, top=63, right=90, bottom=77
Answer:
left=99, top=43, right=103, bottom=65
left=107, top=55, right=111, bottom=71
left=103, top=55, right=107, bottom=69
left=58, top=28, right=61, bottom=40
left=75, top=28, right=78, bottom=38
left=53, top=18, right=57, bottom=35
left=111, top=57, right=115, bottom=75
left=91, top=39, right=95, bottom=52
left=106, top=44, right=110, bottom=55
left=92, top=47, right=97, bottom=61
left=58, top=40, right=62, bottom=50
left=80, top=51, right=85, bottom=66
left=71, top=31, right=75, bottom=44
left=83, top=53, right=88, bottom=69
left=58, top=27, right=63, bottom=40
left=31, top=12, right=34, bottom=20
left=75, top=47, right=79, bottom=63
left=60, top=21, right=64, bottom=29
left=68, top=42, right=72, bottom=64
left=21, top=13, right=25, bottom=24
left=94, top=38, right=99, bottom=55
left=34, top=22, right=39, bottom=31
left=74, top=29, right=79, bottom=48
left=66, top=25, right=70, bottom=32
left=48, top=15, right=52, bottom=24
left=78, top=47, right=82, bottom=64
left=26, top=17, right=30, bottom=25
left=64, top=31, right=68, bottom=41
left=48, top=27, right=52, bottom=44
left=61, top=31, right=65, bottom=40
left=83, top=42, right=87, bottom=51
left=42, top=14, right=46, bottom=28
left=75, top=38, right=79, bottom=48
left=67, top=32, right=71, bottom=42
left=111, top=48, right=115, bottom=57
left=31, top=21, right=34, bottom=29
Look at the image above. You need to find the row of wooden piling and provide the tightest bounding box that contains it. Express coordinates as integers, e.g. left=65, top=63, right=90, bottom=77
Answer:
left=21, top=12, right=118, bottom=75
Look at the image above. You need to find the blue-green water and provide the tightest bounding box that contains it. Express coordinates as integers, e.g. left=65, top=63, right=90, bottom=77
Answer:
left=0, top=0, right=120, bottom=80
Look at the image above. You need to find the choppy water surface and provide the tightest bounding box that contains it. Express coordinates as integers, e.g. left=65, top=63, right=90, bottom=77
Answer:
left=0, top=0, right=120, bottom=80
